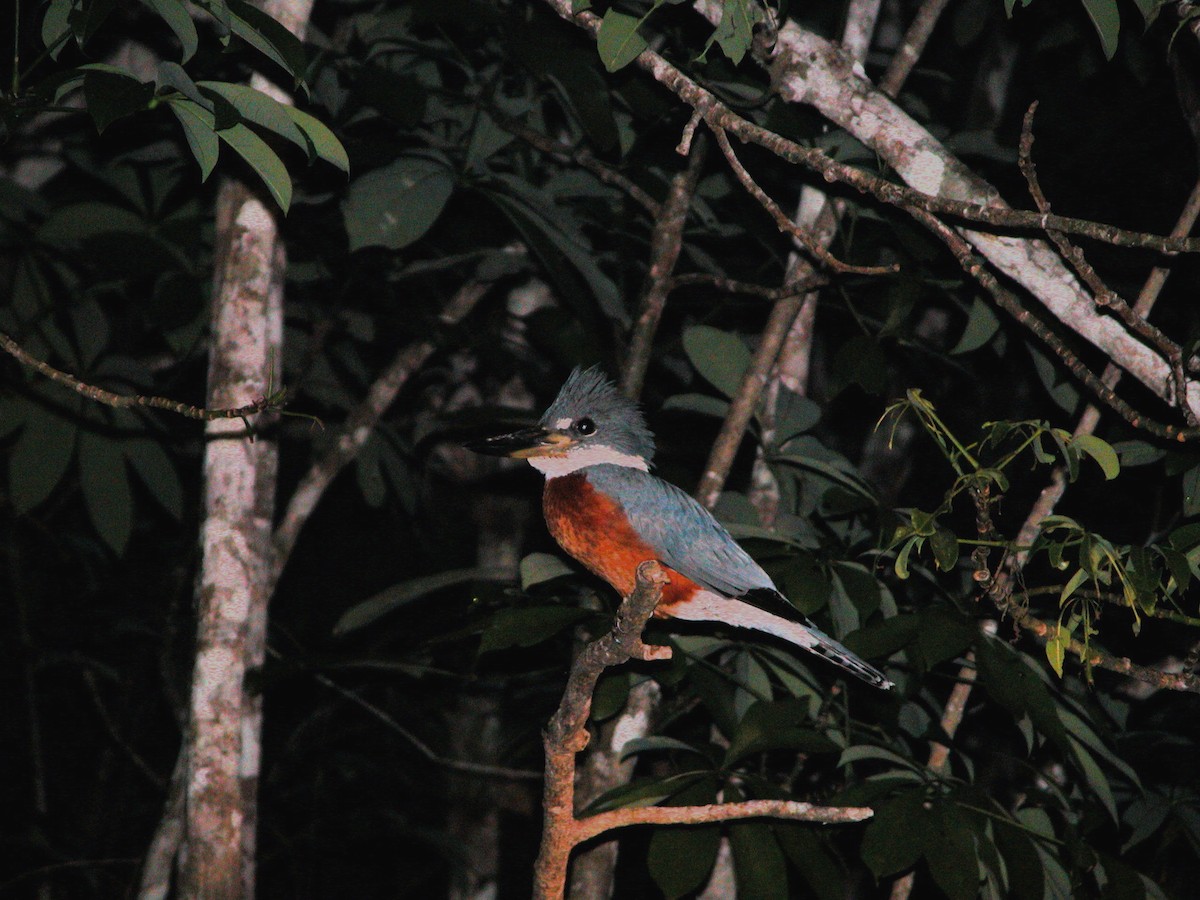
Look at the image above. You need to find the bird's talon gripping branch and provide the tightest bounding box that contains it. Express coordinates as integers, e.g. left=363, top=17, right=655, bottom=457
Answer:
left=469, top=367, right=893, bottom=689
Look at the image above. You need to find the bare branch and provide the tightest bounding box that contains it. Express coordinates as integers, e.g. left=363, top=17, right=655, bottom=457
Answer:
left=879, top=0, right=953, bottom=98
left=622, top=137, right=708, bottom=400
left=0, top=331, right=282, bottom=424
left=493, top=110, right=661, bottom=216
left=694, top=292, right=808, bottom=509
left=710, top=126, right=895, bottom=276
left=577, top=797, right=874, bottom=842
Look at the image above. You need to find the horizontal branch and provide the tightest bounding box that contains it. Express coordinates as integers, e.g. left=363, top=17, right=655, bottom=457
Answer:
left=576, top=798, right=874, bottom=842
left=0, top=331, right=281, bottom=423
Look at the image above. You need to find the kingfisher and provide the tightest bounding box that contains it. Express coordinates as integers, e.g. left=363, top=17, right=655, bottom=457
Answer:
left=467, top=367, right=891, bottom=689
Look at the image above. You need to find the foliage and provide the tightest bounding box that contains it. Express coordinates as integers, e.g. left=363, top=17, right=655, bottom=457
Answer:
left=3, top=0, right=1200, bottom=898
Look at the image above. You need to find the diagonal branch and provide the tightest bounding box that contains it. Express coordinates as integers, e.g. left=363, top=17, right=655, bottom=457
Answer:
left=270, top=276, right=494, bottom=585
left=622, top=136, right=709, bottom=399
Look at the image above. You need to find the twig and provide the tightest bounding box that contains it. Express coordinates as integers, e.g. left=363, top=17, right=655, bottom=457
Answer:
left=307, top=662, right=543, bottom=781
left=549, top=0, right=1200, bottom=253
left=622, top=137, right=708, bottom=399
left=577, top=797, right=873, bottom=841
left=670, top=272, right=826, bottom=299
left=1017, top=103, right=1194, bottom=423
left=710, top=125, right=895, bottom=276
left=0, top=331, right=282, bottom=423
left=270, top=276, right=493, bottom=585
left=492, top=111, right=661, bottom=216
left=878, top=0, right=952, bottom=98
left=901, top=203, right=1200, bottom=442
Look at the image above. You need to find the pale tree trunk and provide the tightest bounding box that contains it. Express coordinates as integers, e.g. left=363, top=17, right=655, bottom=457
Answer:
left=177, top=4, right=312, bottom=898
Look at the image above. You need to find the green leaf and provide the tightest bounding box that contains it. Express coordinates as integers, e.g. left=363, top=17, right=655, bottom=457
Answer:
left=648, top=826, right=721, bottom=899
left=199, top=81, right=308, bottom=150
left=725, top=700, right=838, bottom=765
left=662, top=392, right=731, bottom=419
left=596, top=10, right=648, bottom=73
left=1080, top=0, right=1121, bottom=59
left=335, top=568, right=489, bottom=634
left=619, top=735, right=706, bottom=762
left=78, top=431, right=133, bottom=554
left=485, top=175, right=624, bottom=323
left=682, top=326, right=751, bottom=398
left=519, top=552, right=575, bottom=589
left=42, top=0, right=73, bottom=59
left=925, top=803, right=981, bottom=900
left=584, top=772, right=711, bottom=814
left=140, top=0, right=199, bottom=61
left=216, top=122, right=293, bottom=211
left=861, top=789, right=930, bottom=877
left=1071, top=434, right=1120, bottom=480
left=167, top=97, right=220, bottom=180
left=1069, top=735, right=1118, bottom=821
left=124, top=438, right=183, bottom=520
left=951, top=297, right=1001, bottom=354
left=344, top=157, right=455, bottom=251
left=930, top=528, right=959, bottom=571
left=730, top=821, right=788, bottom=900
left=10, top=405, right=77, bottom=514
left=477, top=606, right=590, bottom=653
left=227, top=0, right=307, bottom=81
left=1045, top=632, right=1066, bottom=677
left=83, top=68, right=155, bottom=132
left=1184, top=464, right=1200, bottom=517
left=712, top=0, right=757, bottom=64
left=286, top=107, right=350, bottom=173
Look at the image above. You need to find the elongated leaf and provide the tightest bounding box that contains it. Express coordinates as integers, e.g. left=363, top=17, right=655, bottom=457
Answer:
left=730, top=820, right=788, bottom=900
left=10, top=405, right=77, bottom=514
left=125, top=438, right=183, bottom=520
left=227, top=0, right=307, bottom=80
left=286, top=106, right=350, bottom=173
left=951, top=296, right=1001, bottom=355
left=344, top=157, right=455, bottom=251
left=42, top=0, right=73, bottom=59
left=140, top=0, right=199, bottom=61
left=335, top=567, right=489, bottom=634
left=1071, top=434, right=1120, bottom=480
left=168, top=97, right=220, bottom=180
left=649, top=826, right=720, bottom=899
left=79, top=431, right=133, bottom=554
left=861, top=789, right=930, bottom=877
left=1080, top=0, right=1120, bottom=58
left=200, top=81, right=308, bottom=150
left=597, top=10, right=647, bottom=72
left=477, top=606, right=590, bottom=653
left=618, top=735, right=706, bottom=761
left=217, top=122, right=293, bottom=210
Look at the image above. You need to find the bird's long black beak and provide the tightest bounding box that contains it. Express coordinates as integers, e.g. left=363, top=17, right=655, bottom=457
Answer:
left=463, top=425, right=570, bottom=458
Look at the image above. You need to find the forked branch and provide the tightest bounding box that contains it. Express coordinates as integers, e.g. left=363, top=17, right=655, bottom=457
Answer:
left=532, top=561, right=874, bottom=899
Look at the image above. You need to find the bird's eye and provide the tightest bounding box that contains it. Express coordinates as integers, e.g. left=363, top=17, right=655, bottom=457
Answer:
left=575, top=417, right=596, bottom=436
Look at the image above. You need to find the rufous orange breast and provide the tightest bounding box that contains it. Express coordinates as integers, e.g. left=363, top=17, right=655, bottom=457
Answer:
left=543, top=473, right=701, bottom=616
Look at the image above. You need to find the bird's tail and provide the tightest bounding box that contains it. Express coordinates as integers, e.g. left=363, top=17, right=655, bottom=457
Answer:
left=671, top=590, right=893, bottom=689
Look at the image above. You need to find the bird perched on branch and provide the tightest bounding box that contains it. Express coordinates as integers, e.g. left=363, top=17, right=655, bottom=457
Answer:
left=467, top=367, right=892, bottom=689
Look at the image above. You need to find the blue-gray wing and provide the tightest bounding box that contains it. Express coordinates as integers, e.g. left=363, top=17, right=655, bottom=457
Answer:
left=583, top=465, right=775, bottom=597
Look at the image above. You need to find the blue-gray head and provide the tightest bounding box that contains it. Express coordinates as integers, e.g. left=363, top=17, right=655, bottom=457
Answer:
left=466, top=366, right=655, bottom=476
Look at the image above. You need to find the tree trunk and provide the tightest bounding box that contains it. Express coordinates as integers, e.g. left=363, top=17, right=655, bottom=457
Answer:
left=180, top=180, right=283, bottom=900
